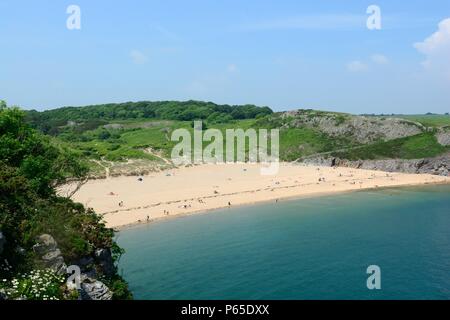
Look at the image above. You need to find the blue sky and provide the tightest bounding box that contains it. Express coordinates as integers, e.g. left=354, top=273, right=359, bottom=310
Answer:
left=0, top=0, right=449, bottom=113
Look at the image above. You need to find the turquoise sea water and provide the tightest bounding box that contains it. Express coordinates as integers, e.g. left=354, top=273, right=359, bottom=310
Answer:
left=117, top=185, right=450, bottom=300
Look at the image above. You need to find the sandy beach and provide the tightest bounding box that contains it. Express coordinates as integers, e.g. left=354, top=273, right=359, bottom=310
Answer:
left=61, top=163, right=450, bottom=229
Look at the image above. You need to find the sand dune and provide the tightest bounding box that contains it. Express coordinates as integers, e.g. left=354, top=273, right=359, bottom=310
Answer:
left=61, top=163, right=450, bottom=229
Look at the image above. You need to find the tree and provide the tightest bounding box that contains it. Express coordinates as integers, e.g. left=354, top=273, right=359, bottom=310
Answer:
left=0, top=105, right=132, bottom=298
left=0, top=106, right=88, bottom=197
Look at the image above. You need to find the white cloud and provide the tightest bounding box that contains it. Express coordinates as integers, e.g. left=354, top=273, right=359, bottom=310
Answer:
left=347, top=60, right=368, bottom=72
left=414, top=18, right=450, bottom=71
left=371, top=54, right=389, bottom=65
left=130, top=50, right=148, bottom=64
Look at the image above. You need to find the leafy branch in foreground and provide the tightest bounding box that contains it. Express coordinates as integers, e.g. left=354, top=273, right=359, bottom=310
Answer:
left=0, top=102, right=131, bottom=299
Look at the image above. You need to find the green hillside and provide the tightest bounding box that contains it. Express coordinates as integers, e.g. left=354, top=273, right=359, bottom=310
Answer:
left=0, top=104, right=132, bottom=299
left=17, top=101, right=450, bottom=176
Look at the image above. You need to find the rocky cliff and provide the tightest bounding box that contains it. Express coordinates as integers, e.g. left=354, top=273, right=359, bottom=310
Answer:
left=436, top=128, right=450, bottom=146
left=301, top=152, right=450, bottom=176
left=1, top=234, right=116, bottom=300
left=34, top=234, right=115, bottom=300
left=282, top=110, right=425, bottom=144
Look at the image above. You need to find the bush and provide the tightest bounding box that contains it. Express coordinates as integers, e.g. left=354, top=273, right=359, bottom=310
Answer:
left=0, top=103, right=131, bottom=299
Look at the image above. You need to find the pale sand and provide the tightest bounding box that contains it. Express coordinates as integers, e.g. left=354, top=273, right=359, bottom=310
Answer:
left=61, top=163, right=450, bottom=229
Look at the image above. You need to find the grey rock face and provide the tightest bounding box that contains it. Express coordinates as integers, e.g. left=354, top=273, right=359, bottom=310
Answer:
left=0, top=231, right=5, bottom=255
left=301, top=153, right=450, bottom=176
left=32, top=234, right=57, bottom=255
left=436, top=129, right=450, bottom=146
left=302, top=157, right=336, bottom=167
left=79, top=275, right=113, bottom=300
left=95, top=248, right=116, bottom=277
left=31, top=235, right=114, bottom=300
left=32, top=234, right=67, bottom=275
left=282, top=111, right=424, bottom=144
left=343, top=159, right=422, bottom=174
left=0, top=289, right=8, bottom=300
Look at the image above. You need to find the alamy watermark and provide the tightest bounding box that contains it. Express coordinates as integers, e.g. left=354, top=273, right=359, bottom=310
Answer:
left=65, top=5, right=381, bottom=31
left=366, top=5, right=382, bottom=30
left=366, top=265, right=381, bottom=290
left=66, top=265, right=81, bottom=290
left=170, top=121, right=280, bottom=175
left=66, top=5, right=81, bottom=30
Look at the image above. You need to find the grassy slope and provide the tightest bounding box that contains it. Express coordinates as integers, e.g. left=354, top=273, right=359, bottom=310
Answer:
left=41, top=111, right=450, bottom=173
left=393, top=114, right=450, bottom=128
left=279, top=128, right=352, bottom=161
left=57, top=118, right=352, bottom=165
left=332, top=132, right=449, bottom=160
left=59, top=119, right=449, bottom=170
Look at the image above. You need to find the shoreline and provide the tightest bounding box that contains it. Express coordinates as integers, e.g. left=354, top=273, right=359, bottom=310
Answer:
left=62, top=163, right=450, bottom=230
left=113, top=179, right=450, bottom=231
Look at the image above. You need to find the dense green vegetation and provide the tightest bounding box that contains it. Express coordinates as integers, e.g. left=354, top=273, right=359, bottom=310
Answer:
left=25, top=100, right=273, bottom=136
left=19, top=101, right=450, bottom=175
left=279, top=128, right=352, bottom=161
left=52, top=117, right=355, bottom=166
left=331, top=132, right=449, bottom=160
left=0, top=102, right=131, bottom=299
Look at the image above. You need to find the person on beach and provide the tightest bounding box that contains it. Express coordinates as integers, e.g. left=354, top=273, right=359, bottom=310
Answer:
left=228, top=201, right=231, bottom=206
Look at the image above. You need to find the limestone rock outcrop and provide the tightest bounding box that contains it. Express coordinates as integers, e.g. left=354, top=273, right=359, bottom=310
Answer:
left=32, top=234, right=67, bottom=275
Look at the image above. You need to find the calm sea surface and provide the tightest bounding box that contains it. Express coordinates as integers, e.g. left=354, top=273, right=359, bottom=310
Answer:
left=117, top=185, right=450, bottom=299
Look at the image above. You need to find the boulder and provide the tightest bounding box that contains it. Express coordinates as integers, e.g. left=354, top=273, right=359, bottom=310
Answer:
left=436, top=130, right=450, bottom=146
left=79, top=275, right=113, bottom=300
left=32, top=234, right=57, bottom=255
left=33, top=234, right=67, bottom=275
left=0, top=289, right=8, bottom=300
left=94, top=248, right=116, bottom=277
